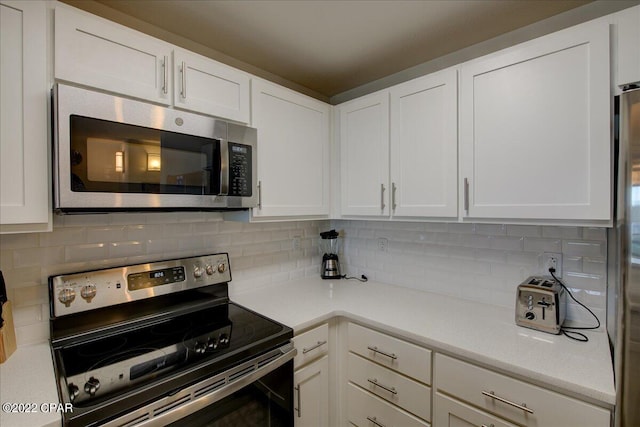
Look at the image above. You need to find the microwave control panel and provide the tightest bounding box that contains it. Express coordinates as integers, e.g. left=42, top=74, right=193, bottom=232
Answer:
left=229, top=142, right=252, bottom=197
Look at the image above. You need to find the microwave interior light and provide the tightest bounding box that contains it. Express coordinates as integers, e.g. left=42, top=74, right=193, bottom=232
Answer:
left=115, top=151, right=124, bottom=173
left=147, top=153, right=161, bottom=171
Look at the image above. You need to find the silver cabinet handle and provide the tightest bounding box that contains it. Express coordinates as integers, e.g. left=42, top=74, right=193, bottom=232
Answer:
left=380, top=184, right=386, bottom=211
left=391, top=182, right=397, bottom=211
left=302, top=340, right=327, bottom=354
left=482, top=424, right=495, bottom=427
left=257, top=180, right=262, bottom=210
left=162, top=55, right=168, bottom=94
left=366, top=416, right=387, bottom=427
left=367, top=378, right=397, bottom=395
left=294, top=384, right=301, bottom=418
left=464, top=177, right=469, bottom=214
left=367, top=345, right=397, bottom=360
left=181, top=61, right=187, bottom=98
left=482, top=390, right=533, bottom=414
left=219, top=141, right=229, bottom=196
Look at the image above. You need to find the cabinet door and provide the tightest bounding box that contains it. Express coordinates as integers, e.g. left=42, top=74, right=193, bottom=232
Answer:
left=615, top=5, right=640, bottom=87
left=434, top=393, right=517, bottom=427
left=251, top=80, right=330, bottom=217
left=0, top=0, right=50, bottom=232
left=174, top=49, right=250, bottom=123
left=340, top=92, right=390, bottom=216
left=460, top=20, right=610, bottom=221
left=54, top=4, right=171, bottom=105
left=390, top=69, right=458, bottom=218
left=294, top=355, right=329, bottom=427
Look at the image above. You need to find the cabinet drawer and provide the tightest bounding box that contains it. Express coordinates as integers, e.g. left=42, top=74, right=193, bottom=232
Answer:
left=292, top=323, right=329, bottom=368
left=434, top=354, right=610, bottom=427
left=435, top=392, right=517, bottom=427
left=348, top=323, right=431, bottom=384
left=347, top=383, right=429, bottom=427
left=348, top=353, right=431, bottom=421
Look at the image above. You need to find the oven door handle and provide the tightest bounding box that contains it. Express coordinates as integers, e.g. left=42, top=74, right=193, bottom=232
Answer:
left=103, top=343, right=297, bottom=427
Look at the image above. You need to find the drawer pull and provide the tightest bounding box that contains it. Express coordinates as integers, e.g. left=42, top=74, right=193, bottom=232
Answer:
left=367, top=378, right=398, bottom=395
left=367, top=416, right=387, bottom=427
left=482, top=390, right=534, bottom=414
left=482, top=425, right=495, bottom=427
left=367, top=346, right=397, bottom=360
left=302, top=340, right=327, bottom=354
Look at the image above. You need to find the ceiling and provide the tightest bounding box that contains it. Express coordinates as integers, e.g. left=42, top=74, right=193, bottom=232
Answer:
left=76, top=0, right=595, bottom=99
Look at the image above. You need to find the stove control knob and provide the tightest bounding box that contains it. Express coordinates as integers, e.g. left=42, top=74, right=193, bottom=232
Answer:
left=193, top=266, right=203, bottom=278
left=58, top=288, right=76, bottom=307
left=194, top=341, right=207, bottom=354
left=217, top=263, right=226, bottom=273
left=81, top=284, right=97, bottom=303
left=207, top=337, right=218, bottom=350
left=218, top=333, right=229, bottom=346
left=205, top=265, right=214, bottom=275
left=84, top=377, right=100, bottom=396
left=68, top=383, right=80, bottom=402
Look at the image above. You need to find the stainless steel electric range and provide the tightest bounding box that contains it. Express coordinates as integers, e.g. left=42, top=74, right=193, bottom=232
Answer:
left=48, top=253, right=295, bottom=427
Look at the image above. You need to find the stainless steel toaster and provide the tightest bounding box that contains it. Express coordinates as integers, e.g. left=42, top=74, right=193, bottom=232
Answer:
left=515, top=276, right=566, bottom=334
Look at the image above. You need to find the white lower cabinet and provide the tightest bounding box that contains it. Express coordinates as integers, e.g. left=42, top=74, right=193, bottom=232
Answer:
left=348, top=383, right=429, bottom=427
left=345, top=322, right=432, bottom=426
left=433, top=353, right=611, bottom=427
left=434, top=393, right=517, bottom=427
left=293, top=324, right=330, bottom=427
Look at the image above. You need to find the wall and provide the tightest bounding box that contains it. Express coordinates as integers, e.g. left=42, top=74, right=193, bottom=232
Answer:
left=333, top=220, right=608, bottom=328
left=0, top=215, right=609, bottom=347
left=0, top=213, right=326, bottom=346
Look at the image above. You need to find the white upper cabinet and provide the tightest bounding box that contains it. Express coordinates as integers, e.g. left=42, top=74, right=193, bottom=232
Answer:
left=54, top=3, right=172, bottom=105
left=390, top=69, right=458, bottom=218
left=0, top=0, right=50, bottom=233
left=615, top=5, right=640, bottom=87
left=174, top=49, right=250, bottom=123
left=459, top=20, right=610, bottom=222
left=339, top=92, right=390, bottom=217
left=251, top=79, right=330, bottom=217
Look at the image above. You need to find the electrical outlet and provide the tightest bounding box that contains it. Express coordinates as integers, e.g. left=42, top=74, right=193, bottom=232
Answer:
left=292, top=236, right=301, bottom=251
left=377, top=238, right=388, bottom=252
left=542, top=252, right=563, bottom=277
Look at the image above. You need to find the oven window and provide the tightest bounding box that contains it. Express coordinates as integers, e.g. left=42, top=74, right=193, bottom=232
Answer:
left=69, top=115, right=221, bottom=195
left=166, top=360, right=293, bottom=427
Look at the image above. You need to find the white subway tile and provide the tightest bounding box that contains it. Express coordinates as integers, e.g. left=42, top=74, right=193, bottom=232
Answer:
left=507, top=225, right=541, bottom=237
left=87, top=226, right=126, bottom=243
left=12, top=284, right=48, bottom=307
left=0, top=250, right=13, bottom=270
left=562, top=241, right=605, bottom=258
left=146, top=238, right=179, bottom=254
left=523, top=237, right=561, bottom=253
left=145, top=212, right=178, bottom=224
left=582, top=228, right=607, bottom=241
left=447, top=223, right=475, bottom=234
left=163, top=223, right=193, bottom=238
left=108, top=213, right=147, bottom=225
left=65, top=243, right=108, bottom=262
left=583, top=258, right=606, bottom=276
left=563, top=272, right=605, bottom=291
left=125, top=224, right=164, bottom=241
left=490, top=236, right=524, bottom=251
left=109, top=241, right=144, bottom=258
left=423, top=222, right=448, bottom=232
left=476, top=224, right=507, bottom=236
left=0, top=233, right=39, bottom=250
left=39, top=227, right=86, bottom=247
left=62, top=214, right=110, bottom=227
left=562, top=257, right=583, bottom=274
left=541, top=226, right=582, bottom=239
left=12, top=304, right=44, bottom=327
left=14, top=246, right=64, bottom=268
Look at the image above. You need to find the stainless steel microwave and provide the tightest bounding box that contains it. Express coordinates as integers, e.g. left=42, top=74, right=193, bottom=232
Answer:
left=53, top=84, right=257, bottom=213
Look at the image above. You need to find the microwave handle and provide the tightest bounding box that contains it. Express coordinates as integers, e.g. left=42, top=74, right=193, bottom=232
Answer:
left=219, top=140, right=229, bottom=196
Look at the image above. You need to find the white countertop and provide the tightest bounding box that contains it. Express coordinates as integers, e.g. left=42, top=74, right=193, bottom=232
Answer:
left=0, top=277, right=616, bottom=427
left=0, top=343, right=61, bottom=427
left=231, top=277, right=616, bottom=406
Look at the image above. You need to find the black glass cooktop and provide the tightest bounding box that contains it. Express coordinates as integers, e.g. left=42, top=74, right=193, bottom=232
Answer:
left=56, top=302, right=289, bottom=406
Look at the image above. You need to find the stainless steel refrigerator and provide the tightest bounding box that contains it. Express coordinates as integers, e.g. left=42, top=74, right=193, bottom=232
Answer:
left=610, top=86, right=640, bottom=427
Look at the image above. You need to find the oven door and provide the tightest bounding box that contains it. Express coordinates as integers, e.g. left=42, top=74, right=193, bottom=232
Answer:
left=102, top=343, right=295, bottom=427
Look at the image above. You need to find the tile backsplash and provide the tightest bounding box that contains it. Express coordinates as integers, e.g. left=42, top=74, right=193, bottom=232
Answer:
left=0, top=214, right=608, bottom=346
left=0, top=213, right=326, bottom=346
left=332, top=220, right=607, bottom=328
